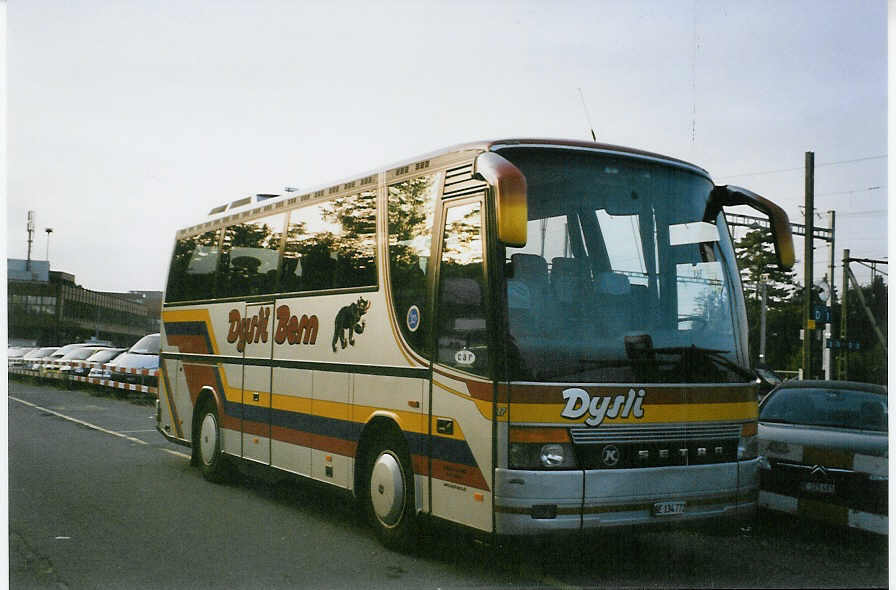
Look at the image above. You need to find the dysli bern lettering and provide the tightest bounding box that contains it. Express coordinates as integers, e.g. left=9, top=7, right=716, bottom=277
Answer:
left=227, top=305, right=319, bottom=352
left=561, top=387, right=646, bottom=426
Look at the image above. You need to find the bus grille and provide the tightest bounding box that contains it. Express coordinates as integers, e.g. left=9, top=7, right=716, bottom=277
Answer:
left=570, top=422, right=742, bottom=469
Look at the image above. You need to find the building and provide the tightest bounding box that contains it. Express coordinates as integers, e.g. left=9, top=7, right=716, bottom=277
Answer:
left=7, top=259, right=162, bottom=347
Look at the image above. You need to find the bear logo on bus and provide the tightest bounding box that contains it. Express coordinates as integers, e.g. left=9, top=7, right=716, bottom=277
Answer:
left=332, top=297, right=371, bottom=352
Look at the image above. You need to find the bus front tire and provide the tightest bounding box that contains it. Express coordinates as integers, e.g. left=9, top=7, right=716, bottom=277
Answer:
left=196, top=402, right=229, bottom=483
left=365, top=435, right=417, bottom=550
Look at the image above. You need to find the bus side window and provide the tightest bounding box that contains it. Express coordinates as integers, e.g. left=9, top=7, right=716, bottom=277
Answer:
left=387, top=173, right=441, bottom=356
left=218, top=213, right=285, bottom=299
left=165, top=229, right=221, bottom=302
left=282, top=193, right=377, bottom=294
left=436, top=201, right=488, bottom=375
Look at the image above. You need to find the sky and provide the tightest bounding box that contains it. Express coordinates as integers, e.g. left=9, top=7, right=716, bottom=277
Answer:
left=5, top=0, right=889, bottom=294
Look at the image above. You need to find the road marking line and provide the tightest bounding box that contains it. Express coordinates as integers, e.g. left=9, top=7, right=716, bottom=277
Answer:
left=118, top=429, right=157, bottom=433
left=10, top=396, right=191, bottom=459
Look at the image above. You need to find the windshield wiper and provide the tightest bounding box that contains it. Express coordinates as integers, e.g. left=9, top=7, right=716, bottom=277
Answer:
left=650, top=345, right=754, bottom=380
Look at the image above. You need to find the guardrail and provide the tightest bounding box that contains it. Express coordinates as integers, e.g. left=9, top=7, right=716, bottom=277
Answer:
left=8, top=361, right=159, bottom=397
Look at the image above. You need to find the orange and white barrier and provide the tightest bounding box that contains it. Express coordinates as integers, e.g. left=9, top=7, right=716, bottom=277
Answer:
left=9, top=361, right=158, bottom=396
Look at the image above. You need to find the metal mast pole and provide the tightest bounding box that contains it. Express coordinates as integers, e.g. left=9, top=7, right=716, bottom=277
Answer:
left=839, top=248, right=849, bottom=380
left=802, top=152, right=814, bottom=379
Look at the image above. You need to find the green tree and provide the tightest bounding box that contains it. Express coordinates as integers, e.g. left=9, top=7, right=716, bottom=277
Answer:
left=733, top=228, right=801, bottom=371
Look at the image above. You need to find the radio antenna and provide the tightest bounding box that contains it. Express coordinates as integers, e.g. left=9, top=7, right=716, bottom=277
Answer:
left=578, top=87, right=597, bottom=141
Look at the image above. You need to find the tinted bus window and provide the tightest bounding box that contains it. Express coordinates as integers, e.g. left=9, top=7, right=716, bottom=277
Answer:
left=218, top=213, right=286, bottom=298
left=281, top=191, right=377, bottom=293
left=165, top=229, right=221, bottom=302
left=387, top=173, right=441, bottom=356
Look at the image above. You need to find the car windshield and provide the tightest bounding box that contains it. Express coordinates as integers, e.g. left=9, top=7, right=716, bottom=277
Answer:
left=761, top=387, right=888, bottom=432
left=129, top=334, right=160, bottom=354
left=63, top=348, right=104, bottom=360
left=497, top=147, right=746, bottom=383
left=24, top=348, right=57, bottom=359
left=87, top=349, right=124, bottom=363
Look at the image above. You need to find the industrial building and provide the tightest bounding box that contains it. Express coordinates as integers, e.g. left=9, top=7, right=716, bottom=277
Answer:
left=7, top=258, right=161, bottom=347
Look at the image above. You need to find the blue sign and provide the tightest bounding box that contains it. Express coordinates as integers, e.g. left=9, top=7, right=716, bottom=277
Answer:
left=406, top=305, right=421, bottom=333
left=812, top=304, right=832, bottom=323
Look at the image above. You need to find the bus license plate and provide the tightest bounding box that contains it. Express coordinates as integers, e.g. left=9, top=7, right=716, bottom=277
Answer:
left=801, top=481, right=835, bottom=495
left=653, top=501, right=686, bottom=516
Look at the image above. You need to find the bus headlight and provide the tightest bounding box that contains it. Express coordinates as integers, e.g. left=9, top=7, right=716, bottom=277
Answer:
left=509, top=442, right=577, bottom=469
left=738, top=422, right=758, bottom=460
left=540, top=444, right=574, bottom=467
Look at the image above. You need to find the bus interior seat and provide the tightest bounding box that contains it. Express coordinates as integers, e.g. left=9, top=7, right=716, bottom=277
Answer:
left=508, top=253, right=551, bottom=335
left=593, top=271, right=632, bottom=336
left=550, top=257, right=590, bottom=304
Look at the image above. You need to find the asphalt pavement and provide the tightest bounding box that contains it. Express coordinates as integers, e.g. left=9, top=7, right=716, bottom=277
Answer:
left=8, top=378, right=889, bottom=589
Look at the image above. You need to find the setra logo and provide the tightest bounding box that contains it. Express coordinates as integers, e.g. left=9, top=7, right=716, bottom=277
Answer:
left=560, top=387, right=647, bottom=427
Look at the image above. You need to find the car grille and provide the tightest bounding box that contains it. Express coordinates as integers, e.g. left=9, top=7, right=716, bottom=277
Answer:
left=570, top=422, right=742, bottom=469
left=761, top=460, right=888, bottom=515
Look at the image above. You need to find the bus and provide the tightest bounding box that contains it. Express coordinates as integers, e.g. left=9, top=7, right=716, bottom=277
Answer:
left=157, top=138, right=794, bottom=548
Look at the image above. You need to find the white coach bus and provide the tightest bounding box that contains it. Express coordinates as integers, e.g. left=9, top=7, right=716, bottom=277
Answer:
left=157, top=138, right=794, bottom=548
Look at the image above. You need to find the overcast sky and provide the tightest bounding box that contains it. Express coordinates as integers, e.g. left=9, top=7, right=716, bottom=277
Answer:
left=6, top=0, right=888, bottom=294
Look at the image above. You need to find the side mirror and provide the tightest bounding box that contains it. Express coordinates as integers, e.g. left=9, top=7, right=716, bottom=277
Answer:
left=705, top=185, right=795, bottom=269
left=473, top=152, right=528, bottom=247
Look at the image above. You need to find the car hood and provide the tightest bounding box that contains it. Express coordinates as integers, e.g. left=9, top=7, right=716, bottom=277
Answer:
left=759, top=422, right=888, bottom=460
left=108, top=353, right=159, bottom=370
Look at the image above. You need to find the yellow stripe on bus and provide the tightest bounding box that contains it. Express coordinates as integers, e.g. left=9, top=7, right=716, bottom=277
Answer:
left=508, top=401, right=758, bottom=424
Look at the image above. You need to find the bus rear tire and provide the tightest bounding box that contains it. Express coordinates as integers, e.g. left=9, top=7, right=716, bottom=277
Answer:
left=365, top=434, right=417, bottom=550
left=196, top=402, right=230, bottom=483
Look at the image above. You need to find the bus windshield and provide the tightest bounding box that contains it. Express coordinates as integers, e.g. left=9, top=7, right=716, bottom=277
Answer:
left=498, top=147, right=748, bottom=384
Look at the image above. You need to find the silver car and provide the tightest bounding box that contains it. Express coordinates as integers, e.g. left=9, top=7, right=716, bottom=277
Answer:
left=758, top=380, right=887, bottom=535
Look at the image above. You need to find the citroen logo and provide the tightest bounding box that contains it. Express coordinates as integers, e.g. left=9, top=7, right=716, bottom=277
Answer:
left=601, top=445, right=620, bottom=467
left=810, top=465, right=828, bottom=477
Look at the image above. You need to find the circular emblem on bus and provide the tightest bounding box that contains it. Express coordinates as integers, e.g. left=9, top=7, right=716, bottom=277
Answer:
left=406, top=305, right=421, bottom=332
left=601, top=445, right=620, bottom=467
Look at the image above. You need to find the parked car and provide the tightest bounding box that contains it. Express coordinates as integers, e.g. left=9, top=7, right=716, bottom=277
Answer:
left=105, top=334, right=160, bottom=389
left=15, top=346, right=59, bottom=370
left=61, top=347, right=127, bottom=382
left=7, top=346, right=35, bottom=365
left=758, top=380, right=887, bottom=535
left=52, top=346, right=121, bottom=382
left=36, top=343, right=110, bottom=377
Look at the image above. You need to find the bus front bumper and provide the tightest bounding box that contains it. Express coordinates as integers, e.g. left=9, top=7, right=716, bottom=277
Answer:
left=494, top=460, right=758, bottom=535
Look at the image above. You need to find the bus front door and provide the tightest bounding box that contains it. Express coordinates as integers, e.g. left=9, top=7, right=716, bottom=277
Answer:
left=430, top=195, right=494, bottom=532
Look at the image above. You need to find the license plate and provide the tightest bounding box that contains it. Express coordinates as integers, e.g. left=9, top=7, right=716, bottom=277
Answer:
left=801, top=481, right=835, bottom=495
left=653, top=501, right=686, bottom=516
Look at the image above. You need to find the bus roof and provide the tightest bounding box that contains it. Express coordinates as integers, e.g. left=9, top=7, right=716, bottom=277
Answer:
left=182, top=138, right=710, bottom=236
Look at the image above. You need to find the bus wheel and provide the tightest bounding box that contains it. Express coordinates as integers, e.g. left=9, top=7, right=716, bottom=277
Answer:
left=196, top=402, right=229, bottom=483
left=365, top=435, right=417, bottom=550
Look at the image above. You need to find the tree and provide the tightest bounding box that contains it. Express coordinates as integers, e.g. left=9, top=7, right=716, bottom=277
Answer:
left=734, top=229, right=798, bottom=306
left=733, top=228, right=801, bottom=371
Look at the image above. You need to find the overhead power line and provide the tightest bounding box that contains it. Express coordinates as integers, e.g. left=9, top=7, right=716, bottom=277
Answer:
left=717, top=154, right=887, bottom=180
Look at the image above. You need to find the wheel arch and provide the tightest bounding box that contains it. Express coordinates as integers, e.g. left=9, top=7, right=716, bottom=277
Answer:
left=353, top=413, right=409, bottom=499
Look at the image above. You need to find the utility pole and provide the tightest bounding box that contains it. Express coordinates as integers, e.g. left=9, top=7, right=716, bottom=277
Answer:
left=802, top=152, right=814, bottom=379
left=839, top=248, right=849, bottom=380
left=759, top=281, right=767, bottom=364
left=823, top=211, right=835, bottom=379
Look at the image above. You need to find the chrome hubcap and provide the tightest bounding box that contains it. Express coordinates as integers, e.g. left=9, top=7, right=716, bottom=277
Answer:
left=199, top=412, right=218, bottom=466
left=370, top=451, right=405, bottom=527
